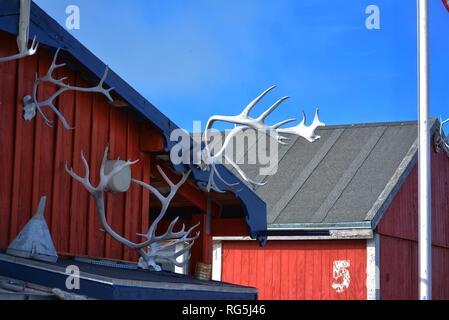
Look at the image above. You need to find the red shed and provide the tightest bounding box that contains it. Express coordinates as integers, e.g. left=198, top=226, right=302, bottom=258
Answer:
left=0, top=1, right=267, bottom=299
left=212, top=120, right=449, bottom=300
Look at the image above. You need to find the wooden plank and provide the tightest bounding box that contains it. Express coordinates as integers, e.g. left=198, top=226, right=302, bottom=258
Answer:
left=32, top=50, right=57, bottom=229
left=123, top=114, right=143, bottom=261
left=139, top=126, right=165, bottom=153
left=105, top=107, right=128, bottom=260
left=189, top=214, right=213, bottom=273
left=304, top=242, right=314, bottom=300
left=263, top=243, right=273, bottom=300
left=140, top=153, right=151, bottom=240
left=10, top=46, right=38, bottom=239
left=311, top=243, right=322, bottom=299
left=86, top=94, right=110, bottom=258
left=240, top=246, right=249, bottom=286
left=211, top=218, right=248, bottom=237
left=50, top=63, right=76, bottom=254
left=69, top=74, right=93, bottom=256
left=248, top=243, right=257, bottom=292
left=286, top=242, right=297, bottom=300
left=0, top=32, right=17, bottom=247
left=295, top=242, right=305, bottom=300
left=271, top=245, right=281, bottom=300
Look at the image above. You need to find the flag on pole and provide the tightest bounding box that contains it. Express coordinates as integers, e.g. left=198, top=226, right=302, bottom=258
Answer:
left=443, top=0, right=449, bottom=12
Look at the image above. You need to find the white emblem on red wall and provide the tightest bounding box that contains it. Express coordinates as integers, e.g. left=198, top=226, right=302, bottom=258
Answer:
left=332, top=260, right=351, bottom=293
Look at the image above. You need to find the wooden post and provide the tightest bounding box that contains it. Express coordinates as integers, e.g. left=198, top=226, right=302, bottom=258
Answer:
left=190, top=214, right=213, bottom=275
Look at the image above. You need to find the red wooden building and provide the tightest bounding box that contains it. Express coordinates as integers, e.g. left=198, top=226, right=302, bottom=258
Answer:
left=213, top=120, right=449, bottom=300
left=0, top=1, right=267, bottom=299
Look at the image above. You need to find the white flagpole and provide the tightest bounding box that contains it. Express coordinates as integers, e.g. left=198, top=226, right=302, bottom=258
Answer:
left=417, top=0, right=432, bottom=300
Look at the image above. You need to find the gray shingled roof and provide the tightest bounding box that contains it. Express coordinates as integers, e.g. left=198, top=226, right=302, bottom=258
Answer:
left=224, top=119, right=438, bottom=229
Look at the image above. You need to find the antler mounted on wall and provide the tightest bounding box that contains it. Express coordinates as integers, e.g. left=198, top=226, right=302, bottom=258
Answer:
left=200, top=85, right=325, bottom=192
left=0, top=36, right=38, bottom=63
left=65, top=145, right=199, bottom=271
left=0, top=0, right=39, bottom=63
left=23, top=48, right=114, bottom=129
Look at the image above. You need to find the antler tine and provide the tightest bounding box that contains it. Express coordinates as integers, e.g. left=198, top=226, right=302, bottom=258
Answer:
left=47, top=48, right=66, bottom=76
left=29, top=35, right=39, bottom=55
left=96, top=66, right=115, bottom=101
left=272, top=118, right=297, bottom=129
left=225, top=154, right=267, bottom=187
left=47, top=101, right=75, bottom=130
left=96, top=144, right=139, bottom=190
left=132, top=178, right=165, bottom=203
left=257, top=96, right=290, bottom=122
left=80, top=150, right=90, bottom=182
left=156, top=165, right=176, bottom=188
left=34, top=104, right=54, bottom=127
left=156, top=226, right=200, bottom=253
left=277, top=108, right=325, bottom=143
left=99, top=144, right=110, bottom=179
left=241, top=85, right=276, bottom=118
left=158, top=234, right=199, bottom=259
left=64, top=151, right=95, bottom=193
left=157, top=165, right=191, bottom=193
left=155, top=217, right=183, bottom=240
left=156, top=239, right=197, bottom=267
left=211, top=163, right=240, bottom=187
left=312, top=108, right=325, bottom=127
left=0, top=36, right=39, bottom=63
left=106, top=159, right=139, bottom=181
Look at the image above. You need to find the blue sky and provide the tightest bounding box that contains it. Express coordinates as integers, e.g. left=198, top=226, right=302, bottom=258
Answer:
left=34, top=0, right=449, bottom=130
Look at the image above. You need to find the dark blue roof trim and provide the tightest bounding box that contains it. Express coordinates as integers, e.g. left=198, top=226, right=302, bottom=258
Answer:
left=0, top=0, right=267, bottom=244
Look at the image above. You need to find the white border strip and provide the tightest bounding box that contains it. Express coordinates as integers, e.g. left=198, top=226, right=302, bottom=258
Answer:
left=213, top=228, right=373, bottom=241
left=212, top=241, right=222, bottom=281
left=366, top=233, right=380, bottom=300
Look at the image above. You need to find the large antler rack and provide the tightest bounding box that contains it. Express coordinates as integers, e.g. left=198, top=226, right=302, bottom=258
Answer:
left=23, top=48, right=114, bottom=129
left=200, top=86, right=325, bottom=191
left=65, top=146, right=199, bottom=271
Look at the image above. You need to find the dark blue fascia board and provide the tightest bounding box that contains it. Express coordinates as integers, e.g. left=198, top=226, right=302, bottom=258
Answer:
left=0, top=0, right=267, bottom=245
left=0, top=257, right=258, bottom=300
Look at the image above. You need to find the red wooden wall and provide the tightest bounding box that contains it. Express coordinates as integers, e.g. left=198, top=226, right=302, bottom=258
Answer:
left=378, top=145, right=449, bottom=299
left=0, top=31, right=198, bottom=262
left=222, top=240, right=367, bottom=300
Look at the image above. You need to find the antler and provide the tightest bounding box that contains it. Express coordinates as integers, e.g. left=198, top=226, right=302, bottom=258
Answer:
left=201, top=86, right=325, bottom=191
left=65, top=145, right=148, bottom=252
left=0, top=0, right=39, bottom=63
left=23, top=48, right=115, bottom=129
left=132, top=166, right=200, bottom=271
left=65, top=148, right=199, bottom=271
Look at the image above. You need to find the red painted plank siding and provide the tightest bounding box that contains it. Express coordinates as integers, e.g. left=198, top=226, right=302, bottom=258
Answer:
left=0, top=36, right=17, bottom=247
left=222, top=240, right=367, bottom=300
left=0, top=31, right=169, bottom=261
left=378, top=147, right=449, bottom=299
